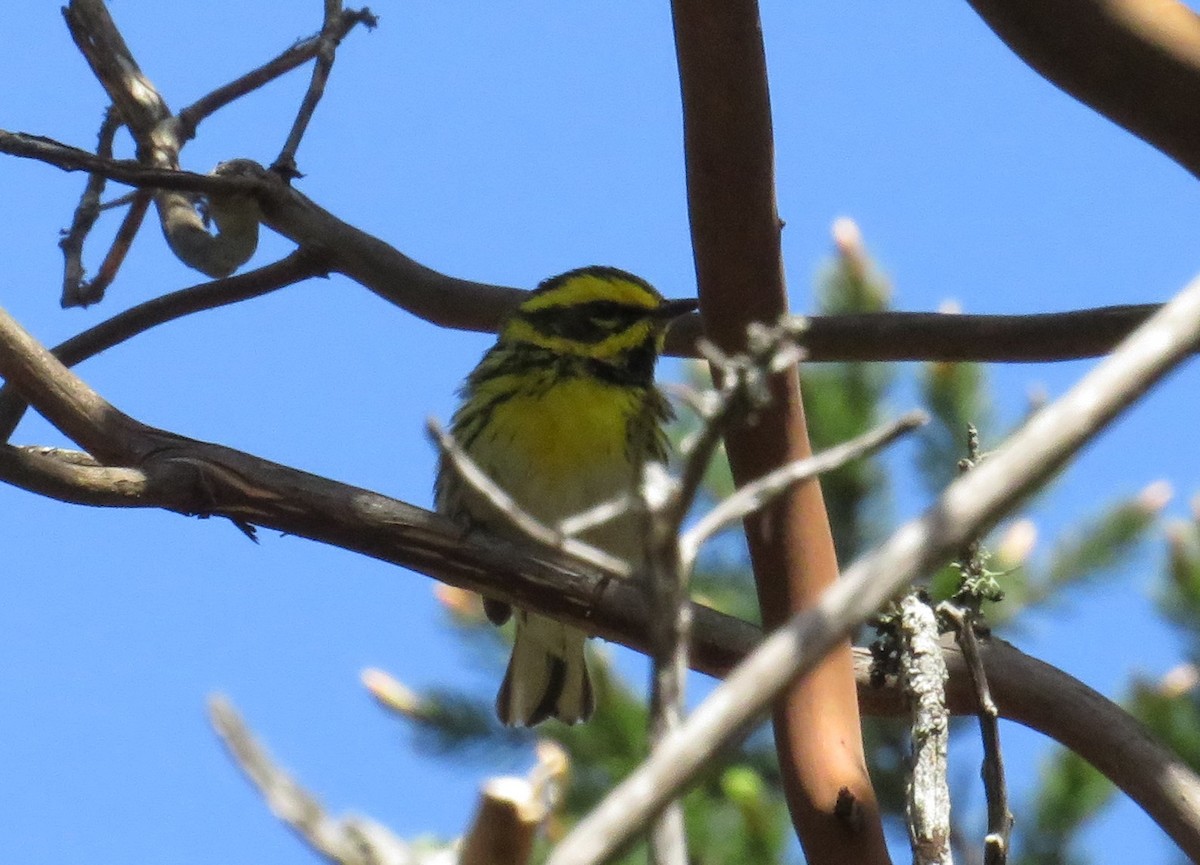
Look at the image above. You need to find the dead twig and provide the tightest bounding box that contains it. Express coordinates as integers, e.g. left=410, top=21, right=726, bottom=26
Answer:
left=543, top=267, right=1200, bottom=865
left=940, top=606, right=1014, bottom=865
left=58, top=106, right=123, bottom=307
left=898, top=595, right=953, bottom=865
left=177, top=7, right=376, bottom=140
left=272, top=3, right=379, bottom=179
left=208, top=695, right=423, bottom=865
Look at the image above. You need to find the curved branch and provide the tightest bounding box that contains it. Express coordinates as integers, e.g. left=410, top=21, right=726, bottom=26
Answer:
left=1, top=132, right=1185, bottom=364
left=0, top=300, right=1196, bottom=856
left=0, top=250, right=329, bottom=442
left=967, top=0, right=1200, bottom=179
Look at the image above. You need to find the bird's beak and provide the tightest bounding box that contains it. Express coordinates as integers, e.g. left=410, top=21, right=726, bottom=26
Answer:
left=655, top=298, right=700, bottom=320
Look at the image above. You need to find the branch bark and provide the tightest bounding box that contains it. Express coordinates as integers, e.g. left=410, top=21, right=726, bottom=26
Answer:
left=545, top=267, right=1200, bottom=865
left=670, top=2, right=888, bottom=861
left=966, top=0, right=1200, bottom=180
left=4, top=129, right=1191, bottom=364
left=0, top=298, right=1196, bottom=857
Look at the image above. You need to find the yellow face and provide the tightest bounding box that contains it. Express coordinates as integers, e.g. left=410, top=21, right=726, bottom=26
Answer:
left=500, top=267, right=693, bottom=365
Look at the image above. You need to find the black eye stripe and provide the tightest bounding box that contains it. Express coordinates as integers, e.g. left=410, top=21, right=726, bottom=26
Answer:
left=519, top=301, right=651, bottom=343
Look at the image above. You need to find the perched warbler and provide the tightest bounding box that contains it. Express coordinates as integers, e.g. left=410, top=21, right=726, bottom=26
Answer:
left=435, top=266, right=698, bottom=726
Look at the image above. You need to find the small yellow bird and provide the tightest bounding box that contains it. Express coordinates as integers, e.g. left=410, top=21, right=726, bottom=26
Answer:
left=435, top=266, right=697, bottom=725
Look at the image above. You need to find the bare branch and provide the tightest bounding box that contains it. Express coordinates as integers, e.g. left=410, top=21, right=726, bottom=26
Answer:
left=272, top=4, right=379, bottom=179
left=209, top=695, right=423, bottom=865
left=64, top=0, right=262, bottom=277
left=75, top=189, right=152, bottom=307
left=0, top=130, right=259, bottom=194
left=940, top=605, right=1014, bottom=865
left=0, top=250, right=328, bottom=442
left=58, top=106, right=122, bottom=307
left=899, top=596, right=953, bottom=865
left=543, top=268, right=1200, bottom=865
left=177, top=7, right=376, bottom=140
left=679, top=410, right=928, bottom=567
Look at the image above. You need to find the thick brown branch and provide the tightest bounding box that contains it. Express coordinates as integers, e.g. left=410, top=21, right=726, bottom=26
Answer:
left=966, top=0, right=1200, bottom=179
left=670, top=1, right=886, bottom=861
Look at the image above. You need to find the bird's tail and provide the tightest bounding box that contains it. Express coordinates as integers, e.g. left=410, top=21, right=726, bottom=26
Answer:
left=496, top=611, right=594, bottom=726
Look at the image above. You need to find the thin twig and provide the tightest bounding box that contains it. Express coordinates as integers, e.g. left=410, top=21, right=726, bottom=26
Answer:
left=427, top=418, right=631, bottom=577
left=0, top=250, right=327, bottom=442
left=556, top=492, right=636, bottom=536
left=79, top=189, right=152, bottom=305
left=940, top=605, right=1013, bottom=865
left=273, top=4, right=378, bottom=179
left=98, top=190, right=139, bottom=211
left=208, top=695, right=422, bottom=865
left=543, top=268, right=1200, bottom=865
left=58, top=106, right=122, bottom=308
left=177, top=7, right=376, bottom=140
left=639, top=465, right=689, bottom=865
left=680, top=410, right=928, bottom=568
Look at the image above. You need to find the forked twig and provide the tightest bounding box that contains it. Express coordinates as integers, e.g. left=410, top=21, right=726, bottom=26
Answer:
left=77, top=189, right=152, bottom=305
left=273, top=3, right=379, bottom=179
left=58, top=107, right=122, bottom=308
left=679, top=410, right=928, bottom=568
left=178, top=7, right=376, bottom=141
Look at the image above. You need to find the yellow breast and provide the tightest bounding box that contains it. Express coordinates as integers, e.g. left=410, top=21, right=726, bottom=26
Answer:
left=465, top=376, right=641, bottom=545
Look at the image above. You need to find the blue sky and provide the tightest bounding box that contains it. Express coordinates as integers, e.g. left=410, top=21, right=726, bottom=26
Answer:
left=3, top=2, right=1199, bottom=862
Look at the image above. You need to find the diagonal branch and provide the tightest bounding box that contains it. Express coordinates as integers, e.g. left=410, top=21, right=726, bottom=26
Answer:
left=966, top=0, right=1200, bottom=180
left=0, top=249, right=329, bottom=442
left=178, top=7, right=376, bottom=140
left=272, top=3, right=379, bottom=179
left=0, top=294, right=1197, bottom=856
left=209, top=695, right=417, bottom=865
left=544, top=267, right=1200, bottom=865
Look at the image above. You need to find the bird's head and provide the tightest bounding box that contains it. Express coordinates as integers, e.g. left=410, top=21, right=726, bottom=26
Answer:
left=501, top=267, right=697, bottom=373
